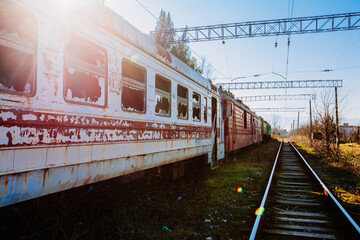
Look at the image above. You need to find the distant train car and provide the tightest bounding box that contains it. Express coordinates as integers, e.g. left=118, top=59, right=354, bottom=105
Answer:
left=261, top=119, right=272, bottom=141
left=221, top=91, right=263, bottom=154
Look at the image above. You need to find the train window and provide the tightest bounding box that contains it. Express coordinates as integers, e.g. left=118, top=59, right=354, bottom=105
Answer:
left=177, top=85, right=188, bottom=119
left=0, top=4, right=36, bottom=96
left=204, top=97, right=208, bottom=123
left=241, top=112, right=243, bottom=120
left=244, top=111, right=247, bottom=129
left=226, top=103, right=232, bottom=116
left=122, top=60, right=146, bottom=113
left=64, top=34, right=107, bottom=107
left=192, top=91, right=201, bottom=121
left=155, top=74, right=171, bottom=117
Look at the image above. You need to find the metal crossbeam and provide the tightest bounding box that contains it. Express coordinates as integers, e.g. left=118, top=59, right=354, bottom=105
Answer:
left=217, top=80, right=342, bottom=90
left=252, top=108, right=306, bottom=112
left=238, top=94, right=316, bottom=102
left=157, top=12, right=360, bottom=43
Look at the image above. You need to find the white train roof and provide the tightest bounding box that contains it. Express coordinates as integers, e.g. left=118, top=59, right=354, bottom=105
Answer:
left=21, top=0, right=212, bottom=91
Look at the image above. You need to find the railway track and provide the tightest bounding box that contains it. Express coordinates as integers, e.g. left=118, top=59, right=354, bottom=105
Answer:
left=250, top=141, right=360, bottom=240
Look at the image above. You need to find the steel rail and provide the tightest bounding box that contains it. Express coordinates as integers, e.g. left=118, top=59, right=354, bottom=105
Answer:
left=249, top=141, right=283, bottom=240
left=289, top=141, right=360, bottom=235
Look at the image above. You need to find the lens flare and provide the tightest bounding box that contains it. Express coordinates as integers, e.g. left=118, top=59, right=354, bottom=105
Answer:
left=255, top=207, right=265, bottom=216
left=236, top=186, right=243, bottom=193
left=130, top=55, right=139, bottom=62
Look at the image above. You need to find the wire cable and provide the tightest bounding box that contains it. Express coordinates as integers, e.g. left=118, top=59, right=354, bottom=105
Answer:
left=223, top=42, right=232, bottom=79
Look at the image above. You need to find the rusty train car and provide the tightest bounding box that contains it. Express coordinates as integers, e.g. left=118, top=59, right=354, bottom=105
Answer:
left=222, top=91, right=264, bottom=154
left=0, top=0, right=269, bottom=208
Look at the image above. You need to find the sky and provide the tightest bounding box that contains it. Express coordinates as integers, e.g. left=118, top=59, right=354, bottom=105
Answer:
left=105, top=0, right=360, bottom=130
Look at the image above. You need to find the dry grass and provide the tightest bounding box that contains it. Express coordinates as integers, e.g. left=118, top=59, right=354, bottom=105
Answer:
left=289, top=135, right=360, bottom=209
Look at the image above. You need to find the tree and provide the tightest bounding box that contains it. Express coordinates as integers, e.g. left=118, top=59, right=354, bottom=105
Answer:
left=315, top=91, right=337, bottom=151
left=153, top=10, right=175, bottom=50
left=153, top=11, right=204, bottom=74
left=199, top=56, right=214, bottom=80
left=271, top=115, right=281, bottom=135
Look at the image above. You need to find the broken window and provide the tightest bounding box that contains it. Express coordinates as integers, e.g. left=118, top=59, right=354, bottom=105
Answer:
left=244, top=111, right=247, bottom=129
left=64, top=34, right=107, bottom=106
left=192, top=91, right=201, bottom=121
left=204, top=97, right=207, bottom=123
left=177, top=85, right=188, bottom=120
left=0, top=4, right=36, bottom=95
left=155, top=74, right=171, bottom=117
left=122, top=60, right=146, bottom=113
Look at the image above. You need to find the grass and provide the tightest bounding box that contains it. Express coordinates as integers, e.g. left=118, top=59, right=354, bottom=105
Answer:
left=289, top=135, right=360, bottom=217
left=290, top=135, right=360, bottom=176
left=90, top=139, right=280, bottom=239
left=1, top=139, right=280, bottom=240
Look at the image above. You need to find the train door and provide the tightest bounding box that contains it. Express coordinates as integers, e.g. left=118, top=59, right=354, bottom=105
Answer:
left=211, top=97, right=219, bottom=168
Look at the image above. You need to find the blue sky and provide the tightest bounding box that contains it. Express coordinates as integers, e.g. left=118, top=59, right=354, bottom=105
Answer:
left=105, top=0, right=360, bottom=130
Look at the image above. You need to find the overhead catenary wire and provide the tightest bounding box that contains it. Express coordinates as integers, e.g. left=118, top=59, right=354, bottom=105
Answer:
left=228, top=64, right=360, bottom=81
left=223, top=42, right=232, bottom=79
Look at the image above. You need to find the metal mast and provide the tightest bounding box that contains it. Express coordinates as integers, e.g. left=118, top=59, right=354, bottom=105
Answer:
left=155, top=12, right=360, bottom=43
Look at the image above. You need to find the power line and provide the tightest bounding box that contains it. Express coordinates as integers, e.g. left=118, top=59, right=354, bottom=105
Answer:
left=224, top=65, right=360, bottom=81
left=252, top=107, right=306, bottom=112
left=285, top=0, right=295, bottom=80
left=223, top=43, right=232, bottom=79
left=134, top=0, right=159, bottom=21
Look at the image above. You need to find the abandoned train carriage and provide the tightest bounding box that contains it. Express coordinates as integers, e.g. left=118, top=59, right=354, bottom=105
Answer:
left=222, top=91, right=263, bottom=154
left=0, top=0, right=268, bottom=208
left=0, top=0, right=226, bottom=208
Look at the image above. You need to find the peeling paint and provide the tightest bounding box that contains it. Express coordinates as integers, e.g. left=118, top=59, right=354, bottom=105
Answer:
left=0, top=109, right=211, bottom=147
left=22, top=114, right=37, bottom=121
left=0, top=111, right=16, bottom=121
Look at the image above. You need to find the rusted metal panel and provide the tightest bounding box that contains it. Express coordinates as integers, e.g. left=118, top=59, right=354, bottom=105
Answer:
left=0, top=142, right=211, bottom=207
left=1, top=134, right=211, bottom=176
left=222, top=97, right=264, bottom=154
left=0, top=109, right=211, bottom=147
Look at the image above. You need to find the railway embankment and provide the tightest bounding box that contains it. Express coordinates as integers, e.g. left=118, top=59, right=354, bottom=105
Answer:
left=0, top=139, right=278, bottom=239
left=289, top=137, right=360, bottom=226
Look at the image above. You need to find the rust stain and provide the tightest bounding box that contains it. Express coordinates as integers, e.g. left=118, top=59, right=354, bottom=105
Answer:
left=54, top=79, right=58, bottom=97
left=4, top=179, right=9, bottom=196
left=43, top=52, right=53, bottom=72
left=6, top=131, right=12, bottom=146
left=83, top=163, right=91, bottom=185
left=1, top=109, right=212, bottom=147
left=24, top=173, right=28, bottom=186
left=40, top=169, right=48, bottom=195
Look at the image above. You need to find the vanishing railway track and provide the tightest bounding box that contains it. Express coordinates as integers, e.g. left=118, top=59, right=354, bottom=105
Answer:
left=250, top=141, right=360, bottom=240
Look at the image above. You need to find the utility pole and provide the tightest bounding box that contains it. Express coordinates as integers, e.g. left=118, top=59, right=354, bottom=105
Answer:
left=293, top=120, right=295, bottom=132
left=297, top=111, right=300, bottom=130
left=309, top=99, right=313, bottom=144
left=335, top=87, right=339, bottom=148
